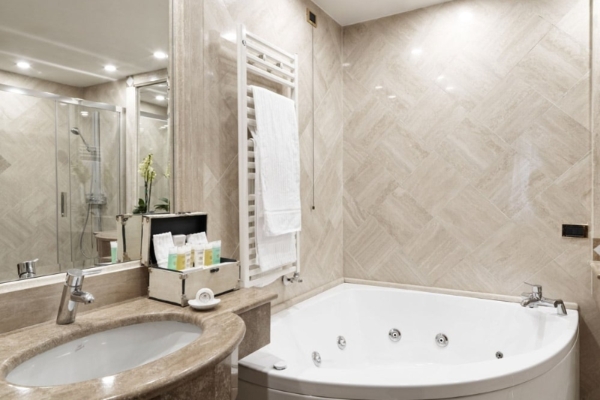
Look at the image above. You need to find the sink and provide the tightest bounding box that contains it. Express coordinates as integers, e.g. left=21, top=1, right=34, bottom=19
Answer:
left=6, top=321, right=202, bottom=387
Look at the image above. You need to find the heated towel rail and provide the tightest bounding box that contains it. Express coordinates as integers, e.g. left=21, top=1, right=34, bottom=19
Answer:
left=237, top=24, right=301, bottom=288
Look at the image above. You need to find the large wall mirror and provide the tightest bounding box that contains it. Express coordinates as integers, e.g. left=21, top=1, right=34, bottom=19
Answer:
left=0, top=0, right=172, bottom=283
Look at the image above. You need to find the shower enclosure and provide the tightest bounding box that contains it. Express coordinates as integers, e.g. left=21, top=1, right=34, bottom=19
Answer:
left=0, top=85, right=122, bottom=281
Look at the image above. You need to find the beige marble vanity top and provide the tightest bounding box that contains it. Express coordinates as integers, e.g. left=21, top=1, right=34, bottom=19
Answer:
left=0, top=288, right=276, bottom=399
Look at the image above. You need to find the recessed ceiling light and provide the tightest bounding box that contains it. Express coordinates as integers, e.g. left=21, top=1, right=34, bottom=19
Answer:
left=388, top=95, right=397, bottom=99
left=342, top=62, right=351, bottom=67
left=16, top=61, right=30, bottom=69
left=81, top=111, right=89, bottom=117
left=155, top=95, right=165, bottom=101
left=411, top=48, right=423, bottom=55
left=104, top=65, right=117, bottom=72
left=374, top=85, right=383, bottom=90
left=153, top=51, right=168, bottom=59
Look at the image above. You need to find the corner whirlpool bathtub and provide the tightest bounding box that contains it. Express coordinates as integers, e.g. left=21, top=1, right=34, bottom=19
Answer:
left=239, top=284, right=579, bottom=400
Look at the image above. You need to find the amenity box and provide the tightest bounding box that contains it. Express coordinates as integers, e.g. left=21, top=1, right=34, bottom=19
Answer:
left=141, top=212, right=240, bottom=306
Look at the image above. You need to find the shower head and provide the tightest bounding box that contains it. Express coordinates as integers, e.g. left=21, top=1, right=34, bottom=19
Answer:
left=70, top=127, right=92, bottom=152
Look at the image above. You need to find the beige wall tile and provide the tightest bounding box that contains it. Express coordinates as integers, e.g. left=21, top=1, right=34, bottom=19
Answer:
left=437, top=117, right=509, bottom=184
left=403, top=153, right=468, bottom=214
left=512, top=27, right=588, bottom=103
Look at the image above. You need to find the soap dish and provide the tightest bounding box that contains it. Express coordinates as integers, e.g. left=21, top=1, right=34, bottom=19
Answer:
left=188, top=298, right=221, bottom=311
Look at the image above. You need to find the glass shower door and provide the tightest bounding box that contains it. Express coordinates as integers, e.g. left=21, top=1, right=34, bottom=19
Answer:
left=57, top=103, right=121, bottom=268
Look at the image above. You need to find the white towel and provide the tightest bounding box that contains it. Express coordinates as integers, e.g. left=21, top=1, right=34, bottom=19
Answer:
left=251, top=86, right=302, bottom=235
left=153, top=232, right=174, bottom=269
left=251, top=137, right=297, bottom=280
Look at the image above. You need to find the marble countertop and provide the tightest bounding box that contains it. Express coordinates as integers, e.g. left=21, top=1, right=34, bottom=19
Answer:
left=0, top=288, right=276, bottom=399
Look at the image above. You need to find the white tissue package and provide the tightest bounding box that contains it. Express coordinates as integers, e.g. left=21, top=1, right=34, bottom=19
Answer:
left=187, top=232, right=208, bottom=245
left=153, top=232, right=174, bottom=269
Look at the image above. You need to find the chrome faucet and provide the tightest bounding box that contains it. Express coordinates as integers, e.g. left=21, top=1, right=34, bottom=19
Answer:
left=520, top=283, right=567, bottom=315
left=56, top=269, right=99, bottom=325
left=17, top=259, right=38, bottom=279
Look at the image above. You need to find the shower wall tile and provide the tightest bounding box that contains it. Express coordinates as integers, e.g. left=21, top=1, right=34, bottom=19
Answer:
left=343, top=0, right=598, bottom=397
left=201, top=0, right=343, bottom=307
left=0, top=89, right=61, bottom=282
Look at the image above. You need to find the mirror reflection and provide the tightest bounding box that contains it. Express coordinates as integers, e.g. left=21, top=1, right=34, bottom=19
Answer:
left=0, top=0, right=171, bottom=283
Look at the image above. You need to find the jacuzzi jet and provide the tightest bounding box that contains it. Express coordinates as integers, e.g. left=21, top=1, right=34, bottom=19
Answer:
left=496, top=351, right=504, bottom=359
left=312, top=351, right=322, bottom=367
left=389, top=328, right=402, bottom=342
left=337, top=336, right=346, bottom=350
left=435, top=333, right=448, bottom=347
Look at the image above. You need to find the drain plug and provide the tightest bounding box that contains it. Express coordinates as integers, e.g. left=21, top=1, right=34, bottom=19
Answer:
left=337, top=336, right=346, bottom=350
left=496, top=351, right=504, bottom=359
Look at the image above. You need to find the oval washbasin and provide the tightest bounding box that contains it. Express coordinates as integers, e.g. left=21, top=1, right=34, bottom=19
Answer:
left=6, top=321, right=202, bottom=387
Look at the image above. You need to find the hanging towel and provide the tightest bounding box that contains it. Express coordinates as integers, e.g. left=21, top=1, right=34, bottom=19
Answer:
left=250, top=137, right=297, bottom=281
left=251, top=86, right=302, bottom=235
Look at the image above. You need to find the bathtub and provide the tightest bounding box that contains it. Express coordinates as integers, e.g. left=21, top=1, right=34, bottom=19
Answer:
left=239, top=284, right=579, bottom=400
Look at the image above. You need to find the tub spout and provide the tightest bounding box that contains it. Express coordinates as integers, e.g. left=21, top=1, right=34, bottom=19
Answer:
left=520, top=283, right=567, bottom=316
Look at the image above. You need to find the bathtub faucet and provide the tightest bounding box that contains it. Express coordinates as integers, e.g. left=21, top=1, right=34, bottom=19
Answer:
left=520, top=283, right=567, bottom=315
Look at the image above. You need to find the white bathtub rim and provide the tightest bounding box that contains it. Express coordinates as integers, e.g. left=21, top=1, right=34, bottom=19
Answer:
left=240, top=335, right=579, bottom=400
left=241, top=327, right=578, bottom=400
left=241, top=284, right=579, bottom=400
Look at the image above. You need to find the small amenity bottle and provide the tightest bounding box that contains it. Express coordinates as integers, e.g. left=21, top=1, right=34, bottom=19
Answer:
left=204, top=246, right=213, bottom=267
left=110, top=241, right=118, bottom=263
left=212, top=241, right=221, bottom=264
left=167, top=247, right=177, bottom=270
left=176, top=247, right=186, bottom=271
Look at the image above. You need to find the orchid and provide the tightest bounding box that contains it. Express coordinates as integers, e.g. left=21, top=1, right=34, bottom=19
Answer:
left=134, top=154, right=157, bottom=214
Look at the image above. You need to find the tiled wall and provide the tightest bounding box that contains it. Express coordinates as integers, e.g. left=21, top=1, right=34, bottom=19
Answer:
left=201, top=0, right=344, bottom=306
left=342, top=0, right=600, bottom=397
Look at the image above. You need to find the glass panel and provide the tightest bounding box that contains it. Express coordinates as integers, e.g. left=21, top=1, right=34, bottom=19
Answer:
left=66, top=105, right=121, bottom=267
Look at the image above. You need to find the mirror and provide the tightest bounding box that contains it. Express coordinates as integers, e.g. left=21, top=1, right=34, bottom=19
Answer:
left=0, top=0, right=171, bottom=283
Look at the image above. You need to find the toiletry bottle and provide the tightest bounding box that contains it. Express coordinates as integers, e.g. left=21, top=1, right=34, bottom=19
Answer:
left=110, top=241, right=118, bottom=263
left=184, top=245, right=192, bottom=269
left=204, top=246, right=213, bottom=267
left=194, top=244, right=204, bottom=267
left=176, top=247, right=186, bottom=271
left=212, top=240, right=221, bottom=265
left=167, top=247, right=177, bottom=270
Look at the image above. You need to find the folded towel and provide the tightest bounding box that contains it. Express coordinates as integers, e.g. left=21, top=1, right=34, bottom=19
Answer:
left=251, top=138, right=297, bottom=280
left=153, top=232, right=174, bottom=269
left=251, top=86, right=301, bottom=236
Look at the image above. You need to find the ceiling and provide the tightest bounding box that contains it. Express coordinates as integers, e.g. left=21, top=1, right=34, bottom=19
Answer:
left=0, top=0, right=169, bottom=88
left=312, top=0, right=454, bottom=26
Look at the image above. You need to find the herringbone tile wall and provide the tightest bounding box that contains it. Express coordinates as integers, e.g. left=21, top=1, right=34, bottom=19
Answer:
left=343, top=0, right=600, bottom=397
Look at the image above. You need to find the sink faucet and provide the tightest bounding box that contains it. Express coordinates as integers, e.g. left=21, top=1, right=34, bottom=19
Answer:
left=520, top=283, right=567, bottom=315
left=56, top=269, right=99, bottom=325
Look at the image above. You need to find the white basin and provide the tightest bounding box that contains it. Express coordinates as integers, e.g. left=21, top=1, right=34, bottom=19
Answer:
left=6, top=321, right=202, bottom=387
